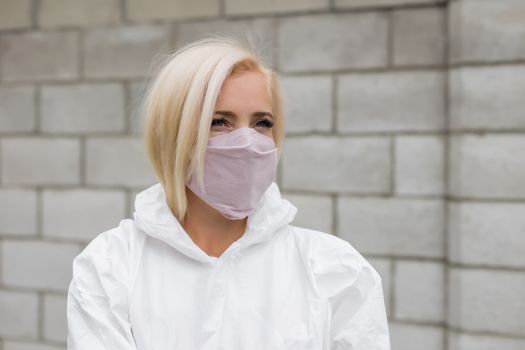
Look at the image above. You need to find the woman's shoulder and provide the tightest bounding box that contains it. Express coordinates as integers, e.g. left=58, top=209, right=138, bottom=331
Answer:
left=288, top=224, right=372, bottom=267
left=67, top=219, right=143, bottom=347
left=75, top=219, right=139, bottom=260
left=71, top=218, right=145, bottom=290
left=288, top=225, right=382, bottom=298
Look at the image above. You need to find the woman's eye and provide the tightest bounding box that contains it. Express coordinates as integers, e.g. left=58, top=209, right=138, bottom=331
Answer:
left=255, top=118, right=274, bottom=129
left=211, top=117, right=274, bottom=129
left=211, top=118, right=228, bottom=127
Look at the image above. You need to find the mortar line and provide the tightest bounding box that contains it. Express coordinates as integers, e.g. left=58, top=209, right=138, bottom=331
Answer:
left=443, top=1, right=452, bottom=348
left=386, top=8, right=394, bottom=68
left=79, top=136, right=86, bottom=186
left=78, top=29, right=85, bottom=80
left=31, top=0, right=39, bottom=29
left=37, top=186, right=43, bottom=238
left=390, top=257, right=397, bottom=320
left=332, top=194, right=338, bottom=236
left=331, top=73, right=337, bottom=133
left=390, top=136, right=396, bottom=196
left=123, top=81, right=132, bottom=135
left=120, top=0, right=127, bottom=24
left=219, top=0, right=226, bottom=18
left=38, top=291, right=44, bottom=341
left=126, top=188, right=133, bottom=219
left=35, top=83, right=41, bottom=134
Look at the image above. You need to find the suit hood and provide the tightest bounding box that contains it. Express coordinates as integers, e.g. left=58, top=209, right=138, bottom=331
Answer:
left=132, top=181, right=297, bottom=264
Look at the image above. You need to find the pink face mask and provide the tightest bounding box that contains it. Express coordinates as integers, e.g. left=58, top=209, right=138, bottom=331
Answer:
left=186, top=127, right=278, bottom=220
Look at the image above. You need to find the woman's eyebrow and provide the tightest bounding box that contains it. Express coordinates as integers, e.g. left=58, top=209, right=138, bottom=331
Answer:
left=214, top=110, right=274, bottom=119
left=253, top=111, right=273, bottom=119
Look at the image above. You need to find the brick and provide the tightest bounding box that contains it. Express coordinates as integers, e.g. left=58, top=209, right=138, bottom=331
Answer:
left=0, top=86, right=36, bottom=132
left=1, top=137, right=80, bottom=185
left=282, top=192, right=333, bottom=233
left=338, top=197, right=444, bottom=258
left=0, top=290, right=38, bottom=338
left=38, top=0, right=120, bottom=27
left=278, top=13, right=388, bottom=72
left=337, top=71, right=445, bottom=132
left=175, top=18, right=275, bottom=65
left=335, top=0, right=443, bottom=9
left=85, top=137, right=157, bottom=187
left=449, top=268, right=525, bottom=336
left=390, top=323, right=444, bottom=350
left=83, top=25, right=170, bottom=79
left=0, top=31, right=79, bottom=82
left=395, top=260, right=445, bottom=322
left=41, top=83, right=125, bottom=134
left=43, top=189, right=126, bottom=241
left=449, top=0, right=525, bottom=63
left=448, top=332, right=525, bottom=350
left=395, top=135, right=445, bottom=195
left=448, top=202, right=525, bottom=269
left=367, top=258, right=392, bottom=317
left=449, top=65, right=525, bottom=130
left=392, top=7, right=445, bottom=66
left=280, top=75, right=332, bottom=133
left=43, top=294, right=67, bottom=342
left=2, top=240, right=79, bottom=291
left=3, top=342, right=64, bottom=350
left=128, top=80, right=147, bottom=136
left=0, top=189, right=37, bottom=236
left=225, top=0, right=328, bottom=15
left=127, top=0, right=219, bottom=21
left=0, top=0, right=31, bottom=30
left=449, top=135, right=525, bottom=199
left=281, top=136, right=390, bottom=193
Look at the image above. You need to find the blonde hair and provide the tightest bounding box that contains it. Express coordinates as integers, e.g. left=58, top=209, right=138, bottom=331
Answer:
left=141, top=37, right=285, bottom=222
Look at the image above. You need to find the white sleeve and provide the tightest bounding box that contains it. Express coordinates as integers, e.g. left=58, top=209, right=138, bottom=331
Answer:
left=311, top=234, right=391, bottom=350
left=67, top=230, right=138, bottom=349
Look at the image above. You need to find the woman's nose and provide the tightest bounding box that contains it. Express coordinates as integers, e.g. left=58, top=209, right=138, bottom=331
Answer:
left=233, top=120, right=251, bottom=129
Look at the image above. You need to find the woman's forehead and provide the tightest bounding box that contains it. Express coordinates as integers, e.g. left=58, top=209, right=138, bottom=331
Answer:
left=215, top=71, right=272, bottom=109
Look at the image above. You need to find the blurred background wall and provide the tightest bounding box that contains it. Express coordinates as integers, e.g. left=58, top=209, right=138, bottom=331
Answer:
left=0, top=0, right=524, bottom=349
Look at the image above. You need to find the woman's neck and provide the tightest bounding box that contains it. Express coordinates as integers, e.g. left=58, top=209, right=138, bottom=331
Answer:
left=181, top=186, right=247, bottom=258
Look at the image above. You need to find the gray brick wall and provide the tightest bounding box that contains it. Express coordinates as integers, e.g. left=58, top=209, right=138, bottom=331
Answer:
left=1, top=0, right=524, bottom=349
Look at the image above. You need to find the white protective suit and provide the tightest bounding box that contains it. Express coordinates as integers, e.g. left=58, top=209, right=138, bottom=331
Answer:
left=67, top=181, right=391, bottom=349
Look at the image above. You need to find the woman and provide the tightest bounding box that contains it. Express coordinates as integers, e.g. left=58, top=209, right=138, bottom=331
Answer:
left=66, top=37, right=391, bottom=350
